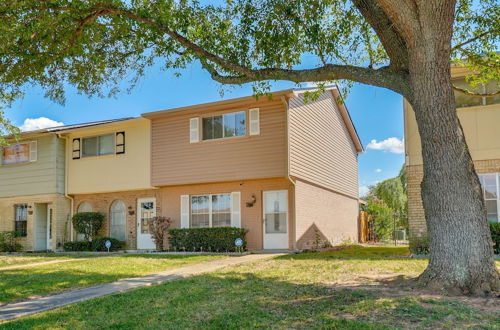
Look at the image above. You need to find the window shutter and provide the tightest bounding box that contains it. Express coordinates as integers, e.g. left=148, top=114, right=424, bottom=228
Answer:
left=249, top=108, right=260, bottom=135
left=72, top=138, right=81, bottom=159
left=230, top=192, right=241, bottom=228
left=29, top=141, right=37, bottom=162
left=189, top=118, right=200, bottom=143
left=116, top=132, right=125, bottom=154
left=180, top=195, right=190, bottom=228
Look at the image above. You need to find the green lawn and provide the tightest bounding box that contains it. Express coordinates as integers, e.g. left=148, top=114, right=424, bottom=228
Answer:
left=0, top=254, right=222, bottom=304
left=0, top=254, right=87, bottom=268
left=2, top=246, right=499, bottom=329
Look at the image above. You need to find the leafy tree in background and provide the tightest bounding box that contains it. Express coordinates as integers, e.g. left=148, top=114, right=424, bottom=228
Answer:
left=0, top=0, right=498, bottom=294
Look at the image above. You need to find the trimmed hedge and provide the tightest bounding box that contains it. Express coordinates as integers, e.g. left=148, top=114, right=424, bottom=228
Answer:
left=72, top=212, right=105, bottom=241
left=92, top=237, right=124, bottom=252
left=491, top=222, right=500, bottom=255
left=63, top=241, right=92, bottom=251
left=168, top=227, right=248, bottom=252
left=63, top=237, right=124, bottom=252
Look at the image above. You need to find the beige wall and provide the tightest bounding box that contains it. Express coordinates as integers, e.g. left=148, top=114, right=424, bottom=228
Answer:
left=0, top=135, right=65, bottom=198
left=73, top=189, right=160, bottom=249
left=0, top=194, right=70, bottom=251
left=158, top=178, right=294, bottom=250
left=404, top=98, right=500, bottom=166
left=289, top=91, right=359, bottom=198
left=294, top=179, right=358, bottom=249
left=66, top=118, right=152, bottom=194
left=148, top=97, right=287, bottom=186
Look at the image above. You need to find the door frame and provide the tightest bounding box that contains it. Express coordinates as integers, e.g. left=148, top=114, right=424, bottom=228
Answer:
left=136, top=197, right=157, bottom=249
left=262, top=190, right=289, bottom=250
left=46, top=206, right=53, bottom=250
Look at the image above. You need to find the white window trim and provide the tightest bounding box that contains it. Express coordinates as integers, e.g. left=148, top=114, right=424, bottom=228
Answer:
left=190, top=193, right=232, bottom=228
left=201, top=111, right=247, bottom=141
left=479, top=173, right=500, bottom=223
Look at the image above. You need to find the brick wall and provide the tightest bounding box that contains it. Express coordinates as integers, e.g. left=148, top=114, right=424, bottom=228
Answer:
left=294, top=179, right=359, bottom=250
left=407, top=159, right=500, bottom=240
left=0, top=194, right=70, bottom=251
left=73, top=189, right=160, bottom=249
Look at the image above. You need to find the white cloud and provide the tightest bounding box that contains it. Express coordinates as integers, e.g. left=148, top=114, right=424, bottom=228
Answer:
left=359, top=186, right=369, bottom=197
left=375, top=168, right=382, bottom=173
left=367, top=137, right=404, bottom=154
left=20, top=117, right=64, bottom=132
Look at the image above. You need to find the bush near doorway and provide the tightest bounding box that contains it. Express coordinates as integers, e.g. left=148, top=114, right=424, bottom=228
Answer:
left=72, top=212, right=105, bottom=241
left=491, top=222, right=500, bottom=255
left=168, top=227, right=248, bottom=252
left=0, top=231, right=22, bottom=252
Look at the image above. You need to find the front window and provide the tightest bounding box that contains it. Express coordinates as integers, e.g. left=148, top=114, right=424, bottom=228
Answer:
left=82, top=134, right=115, bottom=157
left=110, top=200, right=126, bottom=241
left=15, top=204, right=28, bottom=237
left=479, top=173, right=500, bottom=222
left=453, top=78, right=500, bottom=108
left=2, top=143, right=29, bottom=165
left=202, top=111, right=246, bottom=140
left=190, top=194, right=231, bottom=228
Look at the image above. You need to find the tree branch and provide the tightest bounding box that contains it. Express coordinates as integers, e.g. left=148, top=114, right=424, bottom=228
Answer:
left=452, top=29, right=498, bottom=51
left=352, top=0, right=409, bottom=70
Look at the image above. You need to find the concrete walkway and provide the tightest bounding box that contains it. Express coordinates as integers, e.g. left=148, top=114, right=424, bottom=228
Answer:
left=0, top=258, right=92, bottom=271
left=0, top=253, right=281, bottom=322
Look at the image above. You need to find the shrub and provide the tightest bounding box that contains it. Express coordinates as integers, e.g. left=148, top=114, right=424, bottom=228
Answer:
left=91, top=237, right=124, bottom=252
left=72, top=212, right=105, bottom=241
left=168, top=227, right=248, bottom=252
left=409, top=235, right=430, bottom=255
left=63, top=241, right=92, bottom=251
left=490, top=222, right=500, bottom=255
left=148, top=216, right=172, bottom=251
left=0, top=231, right=22, bottom=252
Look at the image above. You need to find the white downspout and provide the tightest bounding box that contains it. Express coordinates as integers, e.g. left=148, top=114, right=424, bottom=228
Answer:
left=58, top=133, right=74, bottom=242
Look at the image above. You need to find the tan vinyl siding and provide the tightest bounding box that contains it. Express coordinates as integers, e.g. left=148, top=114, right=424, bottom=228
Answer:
left=150, top=98, right=287, bottom=186
left=0, top=135, right=64, bottom=198
left=289, top=91, right=358, bottom=198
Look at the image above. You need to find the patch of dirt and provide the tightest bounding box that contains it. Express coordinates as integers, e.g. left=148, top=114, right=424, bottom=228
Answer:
left=332, top=273, right=500, bottom=313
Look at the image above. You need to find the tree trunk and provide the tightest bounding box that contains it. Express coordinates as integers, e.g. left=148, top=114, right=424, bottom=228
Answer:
left=407, top=2, right=499, bottom=294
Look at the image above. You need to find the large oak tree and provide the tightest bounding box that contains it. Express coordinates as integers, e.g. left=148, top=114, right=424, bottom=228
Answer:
left=0, top=0, right=499, bottom=294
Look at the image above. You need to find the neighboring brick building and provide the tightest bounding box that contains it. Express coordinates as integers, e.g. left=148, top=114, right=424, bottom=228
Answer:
left=405, top=67, right=500, bottom=240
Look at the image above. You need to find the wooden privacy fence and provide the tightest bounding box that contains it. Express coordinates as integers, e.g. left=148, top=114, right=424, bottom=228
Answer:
left=359, top=211, right=408, bottom=244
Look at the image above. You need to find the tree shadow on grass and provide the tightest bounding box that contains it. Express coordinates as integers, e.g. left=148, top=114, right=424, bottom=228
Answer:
left=2, top=271, right=496, bottom=330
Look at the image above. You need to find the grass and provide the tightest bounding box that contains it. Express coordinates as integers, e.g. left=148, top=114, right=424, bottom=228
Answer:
left=0, top=254, right=88, bottom=268
left=2, top=246, right=499, bottom=329
left=0, top=254, right=222, bottom=304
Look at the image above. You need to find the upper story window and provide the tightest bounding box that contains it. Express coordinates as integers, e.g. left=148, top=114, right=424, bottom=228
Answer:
left=202, top=111, right=246, bottom=140
left=454, top=78, right=500, bottom=108
left=1, top=141, right=37, bottom=165
left=82, top=134, right=115, bottom=158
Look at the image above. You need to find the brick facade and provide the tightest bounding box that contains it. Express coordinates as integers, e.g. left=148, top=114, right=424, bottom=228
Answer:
left=407, top=159, right=500, bottom=239
left=72, top=189, right=160, bottom=249
left=0, top=194, right=71, bottom=251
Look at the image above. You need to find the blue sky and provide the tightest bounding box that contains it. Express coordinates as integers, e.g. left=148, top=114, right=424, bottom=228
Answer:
left=5, top=62, right=405, bottom=196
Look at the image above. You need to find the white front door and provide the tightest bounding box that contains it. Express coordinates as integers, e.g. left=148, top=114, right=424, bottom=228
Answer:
left=263, top=190, right=289, bottom=249
left=46, top=207, right=53, bottom=250
left=137, top=198, right=156, bottom=249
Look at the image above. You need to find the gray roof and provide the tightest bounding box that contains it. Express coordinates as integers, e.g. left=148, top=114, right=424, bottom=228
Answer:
left=18, top=117, right=136, bottom=135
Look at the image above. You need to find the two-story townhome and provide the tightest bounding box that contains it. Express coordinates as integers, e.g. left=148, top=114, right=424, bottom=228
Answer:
left=144, top=87, right=363, bottom=250
left=0, top=129, right=70, bottom=251
left=405, top=66, right=500, bottom=243
left=56, top=117, right=158, bottom=249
